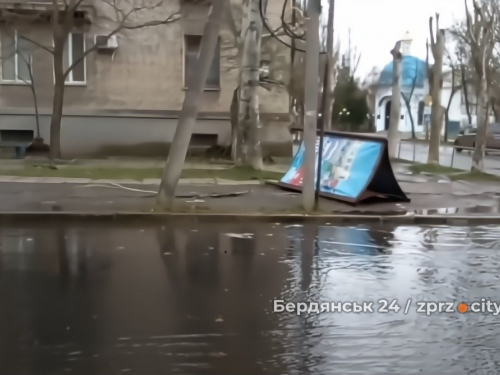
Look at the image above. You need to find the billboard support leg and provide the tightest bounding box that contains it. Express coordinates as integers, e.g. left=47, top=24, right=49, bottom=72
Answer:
left=315, top=120, right=325, bottom=207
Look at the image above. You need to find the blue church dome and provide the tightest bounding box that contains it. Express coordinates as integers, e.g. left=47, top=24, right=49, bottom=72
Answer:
left=378, top=56, right=427, bottom=88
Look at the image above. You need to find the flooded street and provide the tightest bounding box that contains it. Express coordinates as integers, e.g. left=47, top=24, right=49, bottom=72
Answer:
left=1, top=221, right=500, bottom=375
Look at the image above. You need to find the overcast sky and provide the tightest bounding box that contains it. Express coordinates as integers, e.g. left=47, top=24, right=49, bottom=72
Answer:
left=332, top=0, right=465, bottom=77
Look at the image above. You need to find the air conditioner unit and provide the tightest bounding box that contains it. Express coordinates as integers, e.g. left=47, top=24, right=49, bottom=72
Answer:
left=95, top=35, right=118, bottom=50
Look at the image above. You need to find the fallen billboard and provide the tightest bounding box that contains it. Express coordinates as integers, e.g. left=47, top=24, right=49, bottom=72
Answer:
left=274, top=131, right=410, bottom=204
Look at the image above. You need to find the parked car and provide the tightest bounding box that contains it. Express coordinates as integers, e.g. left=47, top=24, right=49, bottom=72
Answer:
left=454, top=123, right=500, bottom=152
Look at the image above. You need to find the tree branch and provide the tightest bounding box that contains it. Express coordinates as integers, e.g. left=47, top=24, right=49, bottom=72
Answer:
left=63, top=9, right=180, bottom=79
left=18, top=34, right=54, bottom=54
left=69, top=0, right=86, bottom=12
left=426, top=38, right=432, bottom=84
left=429, top=16, right=435, bottom=47
left=225, top=3, right=240, bottom=46
left=465, top=0, right=477, bottom=45
left=409, top=59, right=418, bottom=99
left=122, top=13, right=180, bottom=30
left=52, top=0, right=61, bottom=36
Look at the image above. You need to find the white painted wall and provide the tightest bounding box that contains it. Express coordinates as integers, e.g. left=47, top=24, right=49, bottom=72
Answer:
left=374, top=82, right=466, bottom=136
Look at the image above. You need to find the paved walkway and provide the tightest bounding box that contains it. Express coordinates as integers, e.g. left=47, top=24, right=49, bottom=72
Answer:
left=0, top=159, right=499, bottom=216
left=0, top=175, right=261, bottom=185
left=0, top=177, right=498, bottom=216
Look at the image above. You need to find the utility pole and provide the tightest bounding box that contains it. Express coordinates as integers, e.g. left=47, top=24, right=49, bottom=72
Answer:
left=323, top=0, right=335, bottom=131
left=302, top=0, right=321, bottom=212
left=316, top=0, right=335, bottom=205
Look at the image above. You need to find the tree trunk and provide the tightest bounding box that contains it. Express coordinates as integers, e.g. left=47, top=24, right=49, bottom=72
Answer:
left=235, top=0, right=266, bottom=169
left=444, top=67, right=455, bottom=143
left=25, top=58, right=41, bottom=139
left=472, top=75, right=489, bottom=171
left=157, top=0, right=226, bottom=208
left=404, top=59, right=419, bottom=139
left=444, top=111, right=449, bottom=141
left=302, top=0, right=321, bottom=212
left=461, top=64, right=472, bottom=125
left=427, top=93, right=443, bottom=164
left=402, top=94, right=415, bottom=139
left=445, top=90, right=459, bottom=143
left=50, top=42, right=66, bottom=161
left=427, top=25, right=444, bottom=164
left=322, top=0, right=335, bottom=131
left=409, top=104, right=416, bottom=139
left=31, top=84, right=41, bottom=140
left=491, top=97, right=500, bottom=122
left=387, top=47, right=402, bottom=158
left=230, top=86, right=239, bottom=160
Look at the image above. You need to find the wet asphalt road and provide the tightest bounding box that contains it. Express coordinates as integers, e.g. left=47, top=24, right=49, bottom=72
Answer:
left=1, top=220, right=500, bottom=375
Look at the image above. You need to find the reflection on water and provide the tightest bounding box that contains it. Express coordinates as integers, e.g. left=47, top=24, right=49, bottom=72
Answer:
left=1, top=221, right=500, bottom=374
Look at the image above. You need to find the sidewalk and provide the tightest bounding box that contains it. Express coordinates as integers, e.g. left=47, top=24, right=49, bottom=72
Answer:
left=0, top=158, right=499, bottom=218
left=0, top=172, right=499, bottom=217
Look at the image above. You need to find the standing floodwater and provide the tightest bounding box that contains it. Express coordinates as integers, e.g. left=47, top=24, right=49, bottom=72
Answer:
left=0, top=221, right=500, bottom=375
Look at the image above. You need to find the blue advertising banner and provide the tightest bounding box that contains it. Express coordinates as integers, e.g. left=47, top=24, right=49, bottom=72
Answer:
left=275, top=131, right=409, bottom=204
left=281, top=135, right=383, bottom=200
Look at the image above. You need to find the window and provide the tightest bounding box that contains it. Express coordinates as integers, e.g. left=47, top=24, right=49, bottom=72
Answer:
left=1, top=30, right=33, bottom=83
left=64, top=33, right=86, bottom=84
left=183, top=35, right=220, bottom=90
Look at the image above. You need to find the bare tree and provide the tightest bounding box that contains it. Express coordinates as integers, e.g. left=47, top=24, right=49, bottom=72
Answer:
left=321, top=0, right=335, bottom=131
left=1, top=31, right=41, bottom=140
left=227, top=0, right=292, bottom=160
left=233, top=0, right=267, bottom=169
left=401, top=59, right=419, bottom=139
left=444, top=49, right=462, bottom=142
left=465, top=0, right=496, bottom=171
left=157, top=0, right=226, bottom=209
left=18, top=53, right=46, bottom=152
left=452, top=19, right=481, bottom=128
left=427, top=14, right=445, bottom=164
left=487, top=27, right=500, bottom=121
left=458, top=45, right=473, bottom=125
left=4, top=0, right=179, bottom=162
left=387, top=41, right=402, bottom=158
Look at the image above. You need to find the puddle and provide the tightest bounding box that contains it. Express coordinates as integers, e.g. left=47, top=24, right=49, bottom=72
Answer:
left=2, top=221, right=500, bottom=374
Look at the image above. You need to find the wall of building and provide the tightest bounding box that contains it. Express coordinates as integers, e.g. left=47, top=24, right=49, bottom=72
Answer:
left=0, top=111, right=291, bottom=158
left=0, top=0, right=289, bottom=113
left=374, top=84, right=465, bottom=136
left=0, top=0, right=292, bottom=157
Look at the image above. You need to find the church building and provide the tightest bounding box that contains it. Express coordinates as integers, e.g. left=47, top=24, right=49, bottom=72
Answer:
left=371, top=32, right=465, bottom=138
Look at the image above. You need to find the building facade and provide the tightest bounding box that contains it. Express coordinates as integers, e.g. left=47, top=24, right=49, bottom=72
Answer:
left=0, top=0, right=291, bottom=158
left=370, top=32, right=466, bottom=139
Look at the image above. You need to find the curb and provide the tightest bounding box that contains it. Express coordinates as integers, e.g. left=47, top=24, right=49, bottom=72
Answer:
left=0, top=212, right=498, bottom=226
